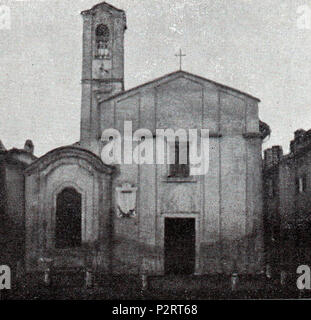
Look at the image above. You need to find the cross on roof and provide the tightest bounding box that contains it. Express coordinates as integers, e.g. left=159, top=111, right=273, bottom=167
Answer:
left=175, top=49, right=186, bottom=70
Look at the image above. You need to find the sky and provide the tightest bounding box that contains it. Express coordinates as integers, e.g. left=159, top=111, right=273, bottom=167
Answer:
left=0, top=0, right=311, bottom=156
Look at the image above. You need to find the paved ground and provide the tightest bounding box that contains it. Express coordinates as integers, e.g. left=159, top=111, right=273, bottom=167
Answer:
left=2, top=284, right=308, bottom=300
left=1, top=272, right=307, bottom=300
left=2, top=288, right=308, bottom=300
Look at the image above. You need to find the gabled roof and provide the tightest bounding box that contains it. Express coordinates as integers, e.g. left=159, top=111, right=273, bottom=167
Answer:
left=100, top=70, right=260, bottom=104
left=81, top=1, right=125, bottom=15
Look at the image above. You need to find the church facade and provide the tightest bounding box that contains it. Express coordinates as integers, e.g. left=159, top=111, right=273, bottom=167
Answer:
left=5, top=2, right=270, bottom=277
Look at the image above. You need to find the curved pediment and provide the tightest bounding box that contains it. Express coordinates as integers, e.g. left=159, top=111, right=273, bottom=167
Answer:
left=24, top=146, right=115, bottom=176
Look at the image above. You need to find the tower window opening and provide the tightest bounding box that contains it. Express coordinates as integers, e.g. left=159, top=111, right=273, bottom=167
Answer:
left=95, top=24, right=110, bottom=59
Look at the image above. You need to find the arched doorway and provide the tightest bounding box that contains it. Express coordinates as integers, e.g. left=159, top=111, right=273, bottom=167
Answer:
left=55, top=187, right=82, bottom=249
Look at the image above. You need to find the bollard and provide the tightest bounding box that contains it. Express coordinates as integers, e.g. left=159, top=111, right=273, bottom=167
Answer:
left=16, top=261, right=22, bottom=280
left=231, top=273, right=239, bottom=291
left=39, top=258, right=53, bottom=287
left=44, top=268, right=51, bottom=287
left=141, top=274, right=148, bottom=292
left=280, top=270, right=286, bottom=286
left=85, top=269, right=93, bottom=288
left=0, top=290, right=6, bottom=301
left=266, top=264, right=272, bottom=279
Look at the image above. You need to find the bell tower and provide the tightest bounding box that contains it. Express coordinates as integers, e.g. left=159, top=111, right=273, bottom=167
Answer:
left=80, top=2, right=126, bottom=141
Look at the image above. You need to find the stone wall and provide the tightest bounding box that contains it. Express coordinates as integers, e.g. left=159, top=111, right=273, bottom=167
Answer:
left=264, top=129, right=311, bottom=274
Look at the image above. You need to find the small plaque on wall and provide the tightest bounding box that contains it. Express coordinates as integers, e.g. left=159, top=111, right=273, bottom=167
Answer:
left=115, top=183, right=137, bottom=218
